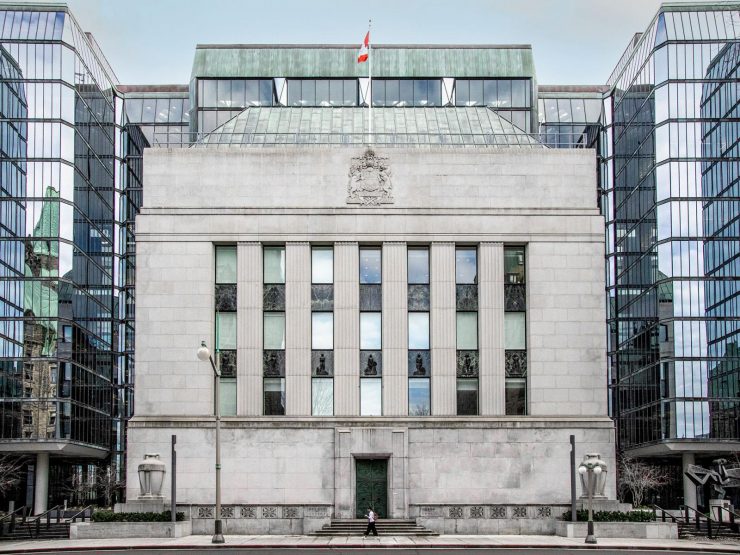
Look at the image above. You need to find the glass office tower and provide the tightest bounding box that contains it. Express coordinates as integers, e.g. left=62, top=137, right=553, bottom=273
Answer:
left=0, top=6, right=144, bottom=512
left=602, top=3, right=740, bottom=508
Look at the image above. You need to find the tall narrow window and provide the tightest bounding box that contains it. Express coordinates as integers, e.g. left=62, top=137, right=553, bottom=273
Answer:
left=360, top=247, right=382, bottom=415
left=263, top=246, right=285, bottom=415
left=456, top=247, right=478, bottom=415
left=311, top=246, right=334, bottom=415
left=505, top=246, right=527, bottom=415
left=408, top=247, right=430, bottom=415
left=215, top=246, right=237, bottom=415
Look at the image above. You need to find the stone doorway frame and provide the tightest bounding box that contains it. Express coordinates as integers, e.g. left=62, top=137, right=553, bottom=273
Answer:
left=334, top=427, right=408, bottom=519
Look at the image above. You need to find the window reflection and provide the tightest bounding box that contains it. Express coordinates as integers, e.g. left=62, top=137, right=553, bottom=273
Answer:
left=360, top=312, right=381, bottom=350
left=264, top=247, right=285, bottom=284
left=504, top=312, right=526, bottom=350
left=264, top=313, right=285, bottom=350
left=360, top=378, right=382, bottom=415
left=372, top=79, right=441, bottom=107
left=360, top=248, right=381, bottom=284
left=455, top=248, right=477, bottom=284
left=409, top=378, right=430, bottom=416
left=312, top=378, right=333, bottom=415
left=456, top=313, right=478, bottom=350
left=408, top=248, right=429, bottom=284
left=408, top=313, right=429, bottom=350
left=312, top=312, right=333, bottom=350
left=312, top=247, right=333, bottom=284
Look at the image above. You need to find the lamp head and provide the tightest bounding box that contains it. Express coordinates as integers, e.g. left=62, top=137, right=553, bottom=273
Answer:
left=593, top=466, right=603, bottom=475
left=578, top=466, right=587, bottom=475
left=197, top=341, right=211, bottom=361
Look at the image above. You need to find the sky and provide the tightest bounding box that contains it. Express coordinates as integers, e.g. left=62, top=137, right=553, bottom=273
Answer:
left=33, top=0, right=703, bottom=85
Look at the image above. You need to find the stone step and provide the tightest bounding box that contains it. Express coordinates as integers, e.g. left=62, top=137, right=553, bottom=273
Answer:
left=312, top=518, right=438, bottom=537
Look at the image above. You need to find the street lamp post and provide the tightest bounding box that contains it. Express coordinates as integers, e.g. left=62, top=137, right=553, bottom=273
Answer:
left=578, top=460, right=603, bottom=544
left=197, top=341, right=225, bottom=544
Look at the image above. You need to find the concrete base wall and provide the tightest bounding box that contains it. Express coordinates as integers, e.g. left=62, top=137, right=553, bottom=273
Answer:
left=126, top=418, right=616, bottom=532
left=554, top=521, right=677, bottom=539
left=71, top=521, right=192, bottom=539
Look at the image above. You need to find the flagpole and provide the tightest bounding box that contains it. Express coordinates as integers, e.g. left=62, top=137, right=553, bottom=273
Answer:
left=368, top=18, right=372, bottom=144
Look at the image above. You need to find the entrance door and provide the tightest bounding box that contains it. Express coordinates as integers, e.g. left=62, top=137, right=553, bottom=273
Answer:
left=355, top=459, right=388, bottom=518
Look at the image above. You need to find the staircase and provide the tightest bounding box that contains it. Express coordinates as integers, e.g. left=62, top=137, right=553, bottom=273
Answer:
left=678, top=519, right=740, bottom=541
left=313, top=519, right=438, bottom=536
left=0, top=521, right=70, bottom=541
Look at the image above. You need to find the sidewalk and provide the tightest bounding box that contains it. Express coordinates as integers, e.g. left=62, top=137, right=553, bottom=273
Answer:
left=0, top=534, right=739, bottom=553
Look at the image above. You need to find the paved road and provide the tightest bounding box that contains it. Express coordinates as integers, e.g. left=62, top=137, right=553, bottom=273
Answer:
left=6, top=549, right=739, bottom=555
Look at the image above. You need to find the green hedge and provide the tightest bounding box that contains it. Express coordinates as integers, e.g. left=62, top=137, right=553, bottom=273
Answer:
left=92, top=510, right=185, bottom=522
left=561, top=509, right=655, bottom=522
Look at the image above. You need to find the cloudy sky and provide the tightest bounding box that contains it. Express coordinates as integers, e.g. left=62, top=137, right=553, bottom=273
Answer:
left=50, top=0, right=699, bottom=85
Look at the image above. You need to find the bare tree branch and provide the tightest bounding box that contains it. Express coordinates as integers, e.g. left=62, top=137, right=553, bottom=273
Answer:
left=0, top=455, right=26, bottom=497
left=617, top=454, right=672, bottom=508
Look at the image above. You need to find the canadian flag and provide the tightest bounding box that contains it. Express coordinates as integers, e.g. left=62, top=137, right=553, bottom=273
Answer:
left=357, top=31, right=369, bottom=63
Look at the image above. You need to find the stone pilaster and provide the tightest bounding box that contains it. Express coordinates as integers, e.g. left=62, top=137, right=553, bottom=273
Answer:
left=382, top=242, right=407, bottom=416
left=334, top=242, right=359, bottom=415
left=479, top=242, right=505, bottom=415
left=285, top=242, right=311, bottom=415
left=430, top=242, right=456, bottom=415
left=237, top=242, right=262, bottom=416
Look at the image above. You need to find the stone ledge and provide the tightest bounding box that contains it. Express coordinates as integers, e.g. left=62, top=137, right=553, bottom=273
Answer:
left=554, top=521, right=677, bottom=539
left=70, top=521, right=192, bottom=539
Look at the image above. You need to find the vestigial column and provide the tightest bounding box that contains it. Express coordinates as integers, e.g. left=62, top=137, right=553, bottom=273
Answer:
left=682, top=452, right=698, bottom=509
left=285, top=242, right=311, bottom=415
left=382, top=242, right=407, bottom=415
left=334, top=242, right=360, bottom=415
left=238, top=242, right=263, bottom=415
left=430, top=242, right=456, bottom=415
left=479, top=242, right=505, bottom=415
left=33, top=452, right=49, bottom=515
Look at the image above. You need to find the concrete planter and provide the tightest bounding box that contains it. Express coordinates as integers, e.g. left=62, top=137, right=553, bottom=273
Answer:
left=70, top=520, right=191, bottom=539
left=555, top=520, right=677, bottom=539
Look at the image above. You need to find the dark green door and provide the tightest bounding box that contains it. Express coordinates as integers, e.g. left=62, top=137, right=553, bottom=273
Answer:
left=355, top=459, right=388, bottom=518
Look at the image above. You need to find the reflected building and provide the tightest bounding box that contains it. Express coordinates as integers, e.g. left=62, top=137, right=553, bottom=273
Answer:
left=119, top=85, right=190, bottom=147
left=0, top=5, right=144, bottom=513
left=601, top=3, right=740, bottom=509
left=701, top=41, right=740, bottom=443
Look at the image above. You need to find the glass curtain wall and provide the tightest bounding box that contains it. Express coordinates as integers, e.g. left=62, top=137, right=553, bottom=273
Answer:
left=195, top=78, right=274, bottom=134
left=122, top=88, right=190, bottom=147
left=455, top=79, right=532, bottom=131
left=0, top=6, right=145, bottom=505
left=701, top=41, right=740, bottom=439
left=602, top=6, right=740, bottom=453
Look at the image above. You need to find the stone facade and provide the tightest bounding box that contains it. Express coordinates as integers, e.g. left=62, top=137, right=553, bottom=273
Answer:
left=129, top=146, right=614, bottom=533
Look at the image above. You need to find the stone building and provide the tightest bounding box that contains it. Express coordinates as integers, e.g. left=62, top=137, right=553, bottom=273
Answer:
left=128, top=141, right=613, bottom=534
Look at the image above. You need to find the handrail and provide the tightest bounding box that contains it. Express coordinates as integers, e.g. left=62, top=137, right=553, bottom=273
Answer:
left=26, top=505, right=64, bottom=538
left=682, top=505, right=718, bottom=539
left=0, top=505, right=27, bottom=524
left=0, top=505, right=28, bottom=536
left=66, top=504, right=94, bottom=523
left=715, top=504, right=740, bottom=533
left=651, top=504, right=679, bottom=523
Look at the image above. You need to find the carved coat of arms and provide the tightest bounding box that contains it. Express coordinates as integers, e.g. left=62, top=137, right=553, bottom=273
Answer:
left=347, top=149, right=393, bottom=205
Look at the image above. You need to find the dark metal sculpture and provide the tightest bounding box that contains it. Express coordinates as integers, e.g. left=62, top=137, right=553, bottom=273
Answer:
left=685, top=459, right=740, bottom=500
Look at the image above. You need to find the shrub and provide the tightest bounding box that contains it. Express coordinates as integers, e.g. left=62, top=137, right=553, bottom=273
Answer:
left=561, top=509, right=655, bottom=522
left=92, top=510, right=185, bottom=522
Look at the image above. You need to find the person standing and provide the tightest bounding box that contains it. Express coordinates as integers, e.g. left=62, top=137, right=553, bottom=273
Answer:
left=364, top=507, right=378, bottom=536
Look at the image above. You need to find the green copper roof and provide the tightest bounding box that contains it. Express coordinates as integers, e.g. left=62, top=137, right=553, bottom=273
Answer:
left=195, top=106, right=543, bottom=147
left=191, top=45, right=535, bottom=80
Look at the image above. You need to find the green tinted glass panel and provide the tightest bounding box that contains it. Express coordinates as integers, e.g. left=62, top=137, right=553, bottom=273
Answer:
left=456, top=313, right=478, bottom=350
left=264, top=247, right=285, bottom=283
left=216, top=246, right=237, bottom=283
left=504, top=312, right=526, bottom=350
left=220, top=378, right=237, bottom=415
left=504, top=247, right=525, bottom=284
left=216, top=312, right=237, bottom=350
left=264, top=313, right=285, bottom=349
left=312, top=378, right=333, bottom=416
